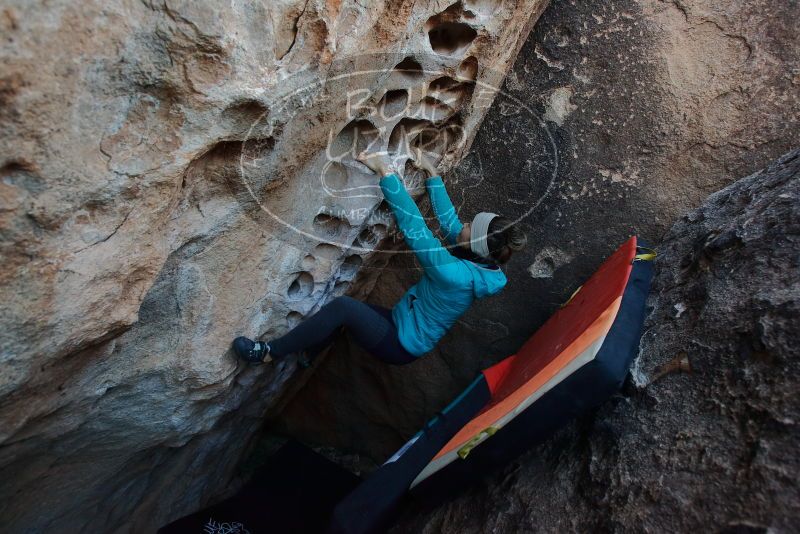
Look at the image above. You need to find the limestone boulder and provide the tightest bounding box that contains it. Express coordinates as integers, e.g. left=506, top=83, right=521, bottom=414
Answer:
left=0, top=1, right=548, bottom=531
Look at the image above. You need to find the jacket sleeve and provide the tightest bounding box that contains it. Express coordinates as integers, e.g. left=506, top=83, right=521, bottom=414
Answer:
left=379, top=173, right=461, bottom=282
left=425, top=176, right=464, bottom=245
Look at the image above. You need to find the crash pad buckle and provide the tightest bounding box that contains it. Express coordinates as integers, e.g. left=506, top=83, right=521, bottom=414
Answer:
left=457, top=426, right=499, bottom=460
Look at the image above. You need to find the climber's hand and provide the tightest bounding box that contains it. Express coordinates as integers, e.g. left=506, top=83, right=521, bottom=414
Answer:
left=410, top=147, right=439, bottom=177
left=357, top=150, right=395, bottom=177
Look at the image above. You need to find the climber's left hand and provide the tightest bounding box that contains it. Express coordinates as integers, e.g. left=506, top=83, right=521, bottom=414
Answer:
left=357, top=150, right=395, bottom=177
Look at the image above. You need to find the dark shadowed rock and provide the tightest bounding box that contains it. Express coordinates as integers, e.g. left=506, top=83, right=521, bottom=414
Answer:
left=391, top=150, right=799, bottom=533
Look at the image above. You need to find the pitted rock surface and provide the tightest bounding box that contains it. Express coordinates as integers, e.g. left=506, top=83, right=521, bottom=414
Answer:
left=0, top=1, right=549, bottom=531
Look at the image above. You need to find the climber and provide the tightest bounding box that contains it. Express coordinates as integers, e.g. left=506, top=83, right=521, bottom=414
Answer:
left=232, top=147, right=526, bottom=366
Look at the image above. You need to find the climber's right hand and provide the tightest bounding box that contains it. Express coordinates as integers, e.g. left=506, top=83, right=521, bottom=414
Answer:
left=411, top=147, right=439, bottom=177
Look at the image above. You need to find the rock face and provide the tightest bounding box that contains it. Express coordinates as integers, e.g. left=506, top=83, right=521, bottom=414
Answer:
left=391, top=148, right=800, bottom=533
left=274, top=0, right=800, bottom=463
left=0, top=1, right=549, bottom=531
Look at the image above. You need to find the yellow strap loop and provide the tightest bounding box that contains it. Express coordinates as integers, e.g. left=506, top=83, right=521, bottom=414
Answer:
left=457, top=427, right=498, bottom=459
left=634, top=247, right=657, bottom=262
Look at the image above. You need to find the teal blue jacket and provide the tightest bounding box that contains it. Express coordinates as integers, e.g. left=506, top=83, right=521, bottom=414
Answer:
left=379, top=173, right=507, bottom=356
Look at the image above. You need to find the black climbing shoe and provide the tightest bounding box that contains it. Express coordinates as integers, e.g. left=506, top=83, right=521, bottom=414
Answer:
left=233, top=336, right=272, bottom=364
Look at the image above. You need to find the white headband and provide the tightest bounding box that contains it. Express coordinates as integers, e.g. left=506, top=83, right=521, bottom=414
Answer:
left=470, top=212, right=498, bottom=259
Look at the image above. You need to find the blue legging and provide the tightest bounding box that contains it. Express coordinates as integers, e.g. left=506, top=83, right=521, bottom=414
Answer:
left=268, top=296, right=417, bottom=365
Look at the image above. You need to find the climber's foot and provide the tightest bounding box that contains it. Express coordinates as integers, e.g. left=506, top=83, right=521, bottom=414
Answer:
left=233, top=336, right=272, bottom=364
